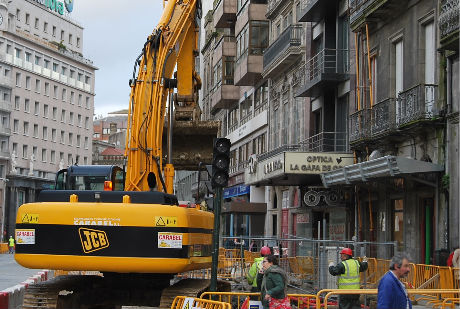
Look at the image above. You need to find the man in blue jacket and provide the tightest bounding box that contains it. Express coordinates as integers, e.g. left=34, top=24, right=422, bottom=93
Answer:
left=377, top=253, right=412, bottom=309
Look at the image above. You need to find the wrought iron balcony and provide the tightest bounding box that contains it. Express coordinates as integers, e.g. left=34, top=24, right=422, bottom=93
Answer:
left=266, top=0, right=290, bottom=19
left=371, top=98, right=396, bottom=136
left=296, top=48, right=349, bottom=97
left=263, top=24, right=303, bottom=78
left=300, top=131, right=348, bottom=152
left=298, top=0, right=338, bottom=22
left=396, top=84, right=439, bottom=127
left=349, top=108, right=371, bottom=142
left=214, top=0, right=237, bottom=28
left=439, top=0, right=459, bottom=50
left=230, top=160, right=249, bottom=175
left=349, top=0, right=405, bottom=31
left=0, top=100, right=13, bottom=112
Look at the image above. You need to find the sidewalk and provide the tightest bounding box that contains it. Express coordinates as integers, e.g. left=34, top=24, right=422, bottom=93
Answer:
left=0, top=253, right=40, bottom=291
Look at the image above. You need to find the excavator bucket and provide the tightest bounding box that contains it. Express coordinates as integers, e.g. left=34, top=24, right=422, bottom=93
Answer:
left=162, top=120, right=220, bottom=170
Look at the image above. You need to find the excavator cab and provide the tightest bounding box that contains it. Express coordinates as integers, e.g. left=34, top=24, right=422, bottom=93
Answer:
left=55, top=165, right=124, bottom=191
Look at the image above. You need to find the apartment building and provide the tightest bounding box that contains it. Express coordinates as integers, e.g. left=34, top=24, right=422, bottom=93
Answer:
left=0, top=0, right=95, bottom=237
left=320, top=0, right=458, bottom=263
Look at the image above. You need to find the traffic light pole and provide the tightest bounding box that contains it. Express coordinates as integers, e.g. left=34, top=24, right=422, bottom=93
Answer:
left=210, top=186, right=222, bottom=292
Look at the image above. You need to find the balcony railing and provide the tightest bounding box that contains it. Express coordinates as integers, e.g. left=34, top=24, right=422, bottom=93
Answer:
left=302, top=48, right=349, bottom=84
left=266, top=0, right=285, bottom=17
left=349, top=108, right=371, bottom=142
left=439, top=0, right=460, bottom=39
left=396, top=84, right=438, bottom=127
left=300, top=131, right=348, bottom=152
left=371, top=98, right=396, bottom=135
left=229, top=160, right=249, bottom=175
left=263, top=24, right=302, bottom=70
left=0, top=100, right=12, bottom=112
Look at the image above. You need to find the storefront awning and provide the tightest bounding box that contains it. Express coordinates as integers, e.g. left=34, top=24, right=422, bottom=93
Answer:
left=222, top=201, right=267, bottom=214
left=321, top=156, right=444, bottom=187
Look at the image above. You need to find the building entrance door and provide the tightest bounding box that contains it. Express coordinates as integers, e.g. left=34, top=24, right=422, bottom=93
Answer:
left=421, top=198, right=434, bottom=264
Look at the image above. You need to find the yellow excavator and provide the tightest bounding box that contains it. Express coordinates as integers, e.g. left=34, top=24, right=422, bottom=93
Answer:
left=14, top=0, right=225, bottom=307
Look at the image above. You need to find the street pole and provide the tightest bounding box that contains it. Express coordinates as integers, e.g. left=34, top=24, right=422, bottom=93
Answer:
left=210, top=186, right=222, bottom=292
left=0, top=178, right=7, bottom=243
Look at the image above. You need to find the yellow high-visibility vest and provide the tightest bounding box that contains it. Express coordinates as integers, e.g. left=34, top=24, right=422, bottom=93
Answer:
left=338, top=259, right=360, bottom=289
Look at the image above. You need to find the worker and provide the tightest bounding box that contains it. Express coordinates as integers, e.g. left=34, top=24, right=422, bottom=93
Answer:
left=247, top=246, right=271, bottom=292
left=8, top=235, right=15, bottom=254
left=328, top=248, right=368, bottom=309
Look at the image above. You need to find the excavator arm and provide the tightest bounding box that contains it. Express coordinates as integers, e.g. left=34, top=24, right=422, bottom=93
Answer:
left=125, top=0, right=215, bottom=193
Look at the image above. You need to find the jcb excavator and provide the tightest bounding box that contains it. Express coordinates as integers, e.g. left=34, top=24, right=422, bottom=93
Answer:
left=14, top=0, right=225, bottom=307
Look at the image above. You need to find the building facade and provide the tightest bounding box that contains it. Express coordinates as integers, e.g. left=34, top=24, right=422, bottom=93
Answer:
left=0, top=0, right=95, bottom=238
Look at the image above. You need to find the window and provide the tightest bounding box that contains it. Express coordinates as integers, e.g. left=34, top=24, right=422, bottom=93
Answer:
left=34, top=18, right=39, bottom=29
left=69, top=112, right=74, bottom=125
left=13, top=119, right=19, bottom=133
left=52, top=63, right=58, bottom=72
left=60, top=30, right=64, bottom=41
left=77, top=114, right=82, bottom=127
left=76, top=37, right=80, bottom=47
left=14, top=96, right=20, bottom=110
left=68, top=133, right=73, bottom=145
left=33, top=124, right=38, bottom=137
left=43, top=59, right=50, bottom=69
left=61, top=110, right=66, bottom=122
left=53, top=85, right=58, bottom=99
left=254, top=81, right=268, bottom=115
left=223, top=57, right=235, bottom=85
left=51, top=128, right=56, bottom=142
left=61, top=67, right=67, bottom=75
left=15, top=72, right=21, bottom=87
left=282, top=93, right=289, bottom=145
left=77, top=73, right=83, bottom=82
left=41, top=149, right=47, bottom=162
left=16, top=9, right=20, bottom=21
left=78, top=94, right=82, bottom=106
left=84, top=137, right=89, bottom=149
left=59, top=152, right=64, bottom=162
left=84, top=157, right=88, bottom=164
left=15, top=48, right=21, bottom=58
left=23, top=121, right=29, bottom=135
left=25, top=13, right=30, bottom=25
left=25, top=76, right=31, bottom=89
left=76, top=135, right=81, bottom=147
left=60, top=130, right=65, bottom=144
left=51, top=150, right=55, bottom=163
left=85, top=76, right=90, bottom=84
left=68, top=154, right=72, bottom=165
left=34, top=101, right=39, bottom=115
left=85, top=97, right=90, bottom=108
left=70, top=70, right=75, bottom=79
left=52, top=26, right=56, bottom=37
left=24, top=99, right=30, bottom=112
left=68, top=33, right=73, bottom=45
left=62, top=88, right=67, bottom=101
left=42, top=126, right=48, bottom=140
left=25, top=52, right=31, bottom=63
left=13, top=143, right=17, bottom=154
left=236, top=24, right=249, bottom=60
left=22, top=145, right=28, bottom=159
left=43, top=104, right=48, bottom=118
left=52, top=107, right=57, bottom=120
left=249, top=21, right=269, bottom=55
left=44, top=82, right=50, bottom=96
left=44, top=22, right=48, bottom=33
left=35, top=56, right=41, bottom=66
left=35, top=79, right=40, bottom=93
left=70, top=91, right=75, bottom=104
left=85, top=117, right=89, bottom=129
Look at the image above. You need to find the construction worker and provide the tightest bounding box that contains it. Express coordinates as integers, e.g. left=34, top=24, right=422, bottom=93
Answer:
left=329, top=248, right=368, bottom=309
left=247, top=246, right=271, bottom=292
left=8, top=235, right=15, bottom=254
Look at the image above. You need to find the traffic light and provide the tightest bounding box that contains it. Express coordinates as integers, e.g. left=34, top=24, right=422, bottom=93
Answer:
left=211, top=138, right=231, bottom=188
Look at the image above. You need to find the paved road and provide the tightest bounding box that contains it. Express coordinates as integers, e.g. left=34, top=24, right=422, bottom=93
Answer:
left=0, top=253, right=41, bottom=291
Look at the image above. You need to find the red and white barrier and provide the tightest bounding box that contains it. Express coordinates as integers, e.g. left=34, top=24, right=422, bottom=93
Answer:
left=0, top=270, right=53, bottom=309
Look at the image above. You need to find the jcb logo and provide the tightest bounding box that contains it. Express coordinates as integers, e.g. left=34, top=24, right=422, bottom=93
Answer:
left=78, top=228, right=109, bottom=253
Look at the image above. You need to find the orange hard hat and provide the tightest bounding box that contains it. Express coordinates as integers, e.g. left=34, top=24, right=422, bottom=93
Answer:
left=340, top=248, right=353, bottom=256
left=260, top=246, right=271, bottom=255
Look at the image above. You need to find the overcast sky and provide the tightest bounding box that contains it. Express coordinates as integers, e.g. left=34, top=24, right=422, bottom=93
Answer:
left=70, top=1, right=164, bottom=117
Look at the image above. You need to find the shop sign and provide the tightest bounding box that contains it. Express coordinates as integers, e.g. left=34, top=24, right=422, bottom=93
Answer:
left=285, top=153, right=353, bottom=174
left=223, top=185, right=250, bottom=198
left=264, top=158, right=283, bottom=174
left=245, top=152, right=284, bottom=185
left=32, top=0, right=74, bottom=15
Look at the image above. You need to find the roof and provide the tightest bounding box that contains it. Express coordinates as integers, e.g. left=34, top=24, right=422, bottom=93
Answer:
left=100, top=148, right=124, bottom=156
left=321, top=155, right=444, bottom=187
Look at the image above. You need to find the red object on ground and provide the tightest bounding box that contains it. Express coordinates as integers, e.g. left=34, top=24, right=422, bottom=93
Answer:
left=0, top=292, right=9, bottom=309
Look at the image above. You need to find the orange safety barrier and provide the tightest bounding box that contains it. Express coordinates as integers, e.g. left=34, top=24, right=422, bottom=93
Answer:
left=0, top=243, right=8, bottom=254
left=172, top=296, right=231, bottom=309
left=201, top=292, right=318, bottom=309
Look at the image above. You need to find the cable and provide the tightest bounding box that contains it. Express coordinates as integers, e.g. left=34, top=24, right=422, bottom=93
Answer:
left=154, top=156, right=167, bottom=193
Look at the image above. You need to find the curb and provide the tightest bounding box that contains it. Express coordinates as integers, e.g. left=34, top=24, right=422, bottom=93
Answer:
left=0, top=270, right=54, bottom=309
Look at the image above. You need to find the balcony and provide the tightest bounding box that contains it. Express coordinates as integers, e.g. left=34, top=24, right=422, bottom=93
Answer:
left=0, top=100, right=13, bottom=112
left=298, top=0, right=338, bottom=22
left=300, top=131, right=348, bottom=152
left=263, top=24, right=303, bottom=79
left=266, top=0, right=291, bottom=19
left=371, top=98, right=396, bottom=136
left=212, top=83, right=240, bottom=110
left=396, top=84, right=439, bottom=127
left=296, top=49, right=349, bottom=97
left=349, top=0, right=406, bottom=31
left=439, top=0, right=459, bottom=50
left=213, top=0, right=237, bottom=28
left=0, top=126, right=11, bottom=136
left=230, top=160, right=248, bottom=176
left=349, top=108, right=371, bottom=143
left=0, top=75, right=13, bottom=88
left=234, top=51, right=264, bottom=86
